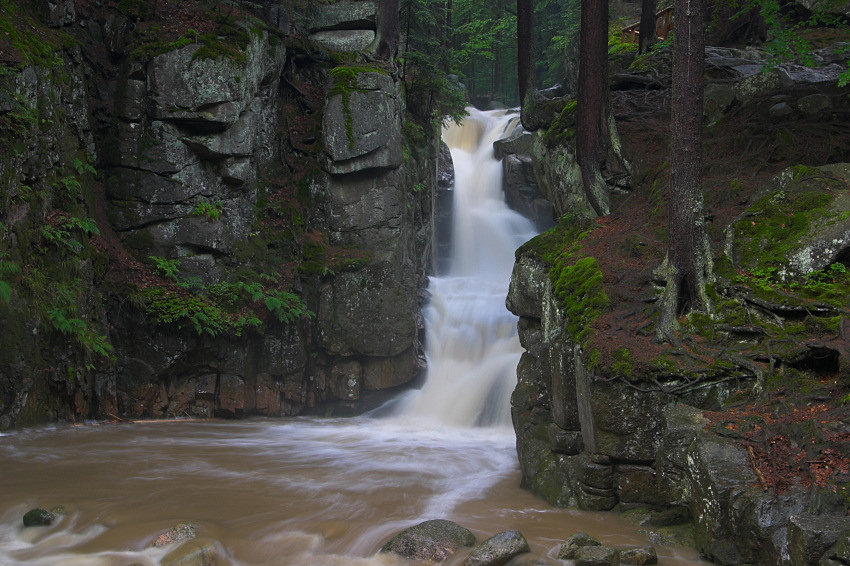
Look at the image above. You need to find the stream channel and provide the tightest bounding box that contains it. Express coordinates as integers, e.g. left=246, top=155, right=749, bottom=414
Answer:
left=0, top=109, right=712, bottom=566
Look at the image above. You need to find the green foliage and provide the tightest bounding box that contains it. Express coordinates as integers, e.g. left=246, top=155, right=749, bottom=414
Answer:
left=149, top=255, right=181, bottom=281
left=48, top=307, right=114, bottom=360
left=449, top=0, right=519, bottom=103
left=737, top=262, right=850, bottom=305
left=135, top=269, right=314, bottom=337
left=730, top=0, right=849, bottom=82
left=0, top=0, right=65, bottom=67
left=73, top=157, right=97, bottom=176
left=543, top=98, right=577, bottom=147
left=400, top=0, right=467, bottom=126
left=129, top=7, right=268, bottom=63
left=731, top=188, right=834, bottom=273
left=534, top=0, right=581, bottom=89
left=0, top=253, right=19, bottom=303
left=42, top=216, right=100, bottom=256
left=328, top=65, right=386, bottom=148
left=117, top=0, right=150, bottom=18
left=191, top=200, right=223, bottom=220
left=608, top=24, right=638, bottom=55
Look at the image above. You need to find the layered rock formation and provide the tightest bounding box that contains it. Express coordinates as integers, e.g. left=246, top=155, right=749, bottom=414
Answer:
left=0, top=0, right=435, bottom=427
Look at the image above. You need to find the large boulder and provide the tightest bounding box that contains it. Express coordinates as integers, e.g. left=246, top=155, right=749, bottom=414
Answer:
left=724, top=164, right=850, bottom=281
left=322, top=69, right=403, bottom=174
left=496, top=130, right=555, bottom=231
left=380, top=519, right=477, bottom=563
left=558, top=532, right=601, bottom=560
left=307, top=1, right=377, bottom=32
left=787, top=514, right=850, bottom=566
left=316, top=259, right=418, bottom=358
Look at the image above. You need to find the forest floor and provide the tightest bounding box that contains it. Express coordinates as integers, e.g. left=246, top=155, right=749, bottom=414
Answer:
left=575, top=46, right=850, bottom=497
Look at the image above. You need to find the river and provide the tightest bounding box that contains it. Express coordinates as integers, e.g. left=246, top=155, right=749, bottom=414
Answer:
left=0, top=109, right=712, bottom=565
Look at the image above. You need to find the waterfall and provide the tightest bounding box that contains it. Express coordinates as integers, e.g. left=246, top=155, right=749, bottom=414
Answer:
left=390, top=108, right=537, bottom=428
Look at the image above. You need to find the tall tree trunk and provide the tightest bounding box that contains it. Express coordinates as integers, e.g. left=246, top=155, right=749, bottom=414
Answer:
left=576, top=0, right=613, bottom=216
left=637, top=0, right=657, bottom=54
left=657, top=0, right=713, bottom=342
left=517, top=0, right=537, bottom=130
left=372, top=0, right=400, bottom=60
left=444, top=0, right=453, bottom=72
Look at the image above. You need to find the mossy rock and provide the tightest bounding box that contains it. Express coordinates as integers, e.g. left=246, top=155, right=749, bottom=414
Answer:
left=380, top=519, right=476, bottom=563
left=725, top=164, right=850, bottom=280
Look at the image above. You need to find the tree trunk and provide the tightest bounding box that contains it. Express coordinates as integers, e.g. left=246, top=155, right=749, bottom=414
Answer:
left=373, top=0, right=400, bottom=61
left=637, top=0, right=657, bottom=54
left=517, top=0, right=536, bottom=130
left=576, top=0, right=615, bottom=216
left=657, top=0, right=713, bottom=342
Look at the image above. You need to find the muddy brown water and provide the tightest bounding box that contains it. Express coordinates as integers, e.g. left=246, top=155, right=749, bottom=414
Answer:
left=0, top=418, right=712, bottom=565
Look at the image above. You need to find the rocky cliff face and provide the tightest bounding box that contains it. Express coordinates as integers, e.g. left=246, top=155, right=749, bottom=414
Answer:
left=507, top=43, right=850, bottom=565
left=0, top=0, right=436, bottom=427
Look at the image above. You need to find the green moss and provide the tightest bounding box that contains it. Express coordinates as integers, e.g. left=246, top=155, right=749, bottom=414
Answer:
left=611, top=347, right=634, bottom=377
left=117, top=0, right=149, bottom=18
left=543, top=99, right=578, bottom=148
left=518, top=215, right=608, bottom=347
left=0, top=0, right=64, bottom=67
left=129, top=11, right=266, bottom=63
left=328, top=65, right=390, bottom=149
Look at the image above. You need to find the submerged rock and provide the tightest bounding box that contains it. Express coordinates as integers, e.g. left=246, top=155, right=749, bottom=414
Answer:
left=153, top=522, right=199, bottom=547
left=380, top=519, right=476, bottom=563
left=22, top=508, right=55, bottom=527
left=573, top=545, right=620, bottom=566
left=505, top=556, right=559, bottom=566
left=619, top=545, right=658, bottom=565
left=557, top=531, right=601, bottom=560
left=463, top=529, right=530, bottom=566
left=161, top=537, right=220, bottom=566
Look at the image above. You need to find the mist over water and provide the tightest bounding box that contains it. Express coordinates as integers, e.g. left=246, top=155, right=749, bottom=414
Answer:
left=0, top=109, right=711, bottom=566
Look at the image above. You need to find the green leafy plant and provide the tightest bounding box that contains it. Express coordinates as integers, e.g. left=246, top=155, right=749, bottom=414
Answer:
left=48, top=307, right=114, bottom=360
left=149, top=256, right=181, bottom=281
left=42, top=216, right=99, bottom=255
left=0, top=253, right=19, bottom=303
left=73, top=157, right=97, bottom=176
left=135, top=270, right=314, bottom=337
left=191, top=201, right=224, bottom=220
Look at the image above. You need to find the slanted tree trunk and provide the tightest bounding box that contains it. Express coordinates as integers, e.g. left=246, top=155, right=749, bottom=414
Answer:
left=637, top=0, right=657, bottom=54
left=657, top=0, right=713, bottom=342
left=517, top=0, right=537, bottom=130
left=576, top=0, right=629, bottom=216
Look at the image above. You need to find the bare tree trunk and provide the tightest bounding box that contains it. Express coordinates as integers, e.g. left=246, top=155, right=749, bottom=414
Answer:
left=657, top=0, right=713, bottom=342
left=517, top=0, right=536, bottom=130
left=576, top=0, right=612, bottom=216
left=638, top=0, right=657, bottom=54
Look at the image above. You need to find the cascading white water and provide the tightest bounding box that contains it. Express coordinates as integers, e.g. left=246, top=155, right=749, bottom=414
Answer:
left=391, top=108, right=536, bottom=428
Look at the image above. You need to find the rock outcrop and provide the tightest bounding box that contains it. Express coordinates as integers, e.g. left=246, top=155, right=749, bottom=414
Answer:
left=0, top=0, right=435, bottom=427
